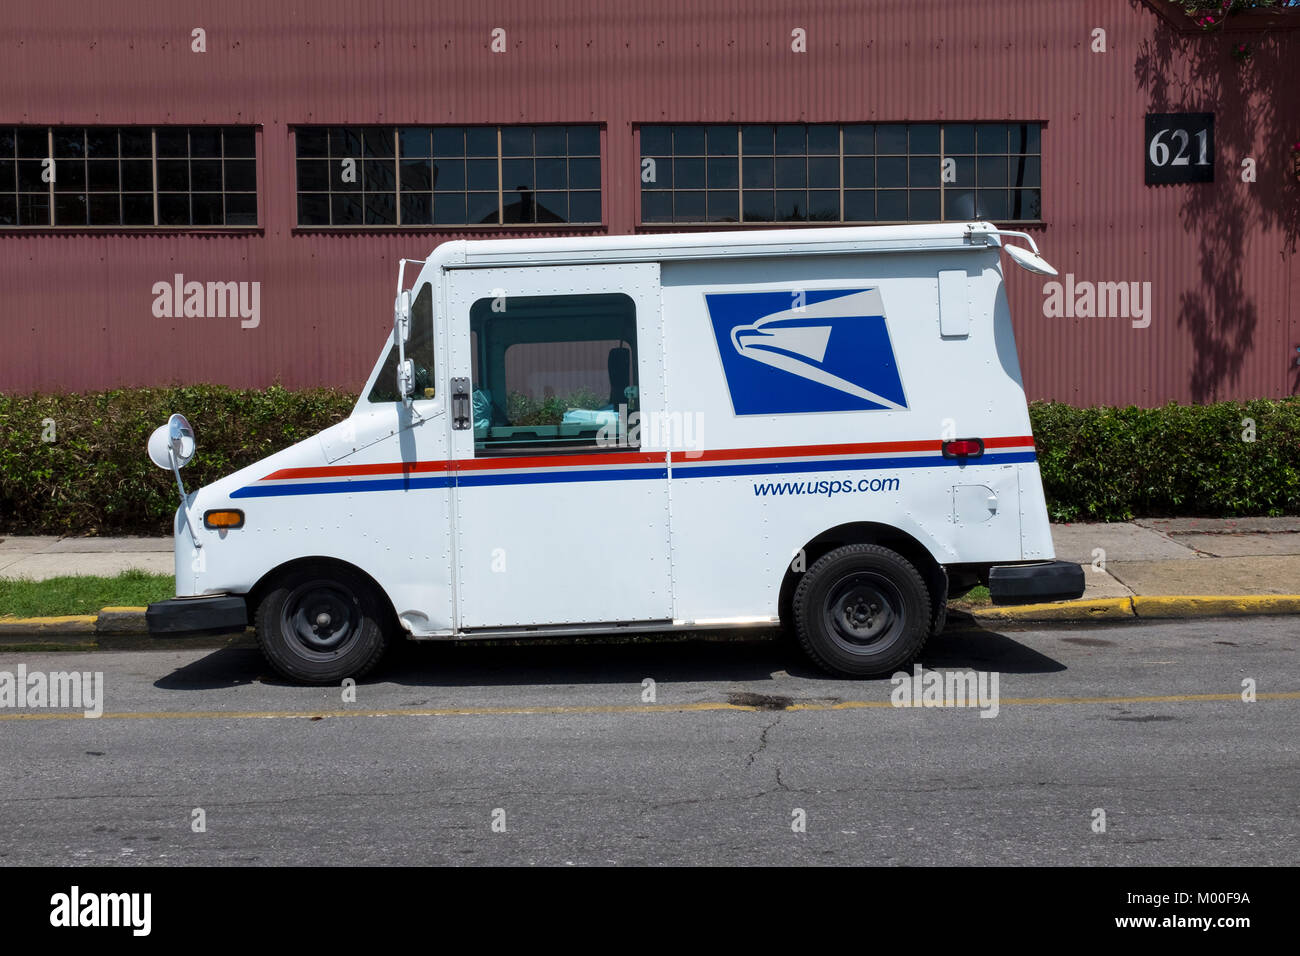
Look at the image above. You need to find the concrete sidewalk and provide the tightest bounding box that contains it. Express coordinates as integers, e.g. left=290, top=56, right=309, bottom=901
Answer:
left=2, top=519, right=1300, bottom=590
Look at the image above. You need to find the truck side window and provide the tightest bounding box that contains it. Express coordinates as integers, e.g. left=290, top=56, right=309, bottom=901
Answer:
left=367, top=283, right=436, bottom=403
left=469, top=292, right=638, bottom=455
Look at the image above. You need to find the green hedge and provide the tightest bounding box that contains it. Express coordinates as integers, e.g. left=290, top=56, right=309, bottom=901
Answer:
left=1, top=388, right=1297, bottom=533
left=0, top=386, right=354, bottom=535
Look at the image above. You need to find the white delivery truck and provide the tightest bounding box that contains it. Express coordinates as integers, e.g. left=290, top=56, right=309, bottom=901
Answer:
left=146, top=221, right=1083, bottom=683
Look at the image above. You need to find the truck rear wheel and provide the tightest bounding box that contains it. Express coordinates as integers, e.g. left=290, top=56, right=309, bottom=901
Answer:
left=792, top=544, right=930, bottom=677
left=254, top=563, right=390, bottom=684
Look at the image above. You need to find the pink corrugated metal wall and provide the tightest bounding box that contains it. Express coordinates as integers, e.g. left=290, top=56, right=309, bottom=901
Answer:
left=1, top=0, right=1296, bottom=404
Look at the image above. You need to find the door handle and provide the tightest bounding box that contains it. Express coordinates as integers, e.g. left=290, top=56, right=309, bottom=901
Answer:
left=451, top=377, right=471, bottom=430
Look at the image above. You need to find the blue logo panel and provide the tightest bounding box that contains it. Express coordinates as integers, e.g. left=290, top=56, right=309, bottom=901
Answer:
left=705, top=288, right=908, bottom=415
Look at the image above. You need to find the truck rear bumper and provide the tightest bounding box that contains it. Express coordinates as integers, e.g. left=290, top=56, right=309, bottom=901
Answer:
left=987, top=561, right=1085, bottom=605
left=146, top=595, right=248, bottom=636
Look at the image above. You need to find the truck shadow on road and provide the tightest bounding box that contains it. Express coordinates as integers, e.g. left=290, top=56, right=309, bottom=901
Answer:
left=153, top=624, right=1065, bottom=691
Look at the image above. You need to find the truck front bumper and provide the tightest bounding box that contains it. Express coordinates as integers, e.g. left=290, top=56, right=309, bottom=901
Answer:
left=146, top=595, right=248, bottom=636
left=987, top=561, right=1085, bottom=605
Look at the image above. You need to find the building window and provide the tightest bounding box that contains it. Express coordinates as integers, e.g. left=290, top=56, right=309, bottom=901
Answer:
left=0, top=126, right=257, bottom=227
left=295, top=125, right=602, bottom=227
left=639, top=123, right=1041, bottom=225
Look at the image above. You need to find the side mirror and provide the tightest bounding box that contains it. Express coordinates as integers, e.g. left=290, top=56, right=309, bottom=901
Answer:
left=394, top=290, right=412, bottom=344
left=1005, top=244, right=1058, bottom=276
left=397, top=358, right=414, bottom=401
left=148, top=413, right=196, bottom=470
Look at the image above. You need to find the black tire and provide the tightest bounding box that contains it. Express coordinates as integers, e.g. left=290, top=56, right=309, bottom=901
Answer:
left=928, top=567, right=949, bottom=638
left=792, top=544, right=931, bottom=677
left=254, top=563, right=391, bottom=684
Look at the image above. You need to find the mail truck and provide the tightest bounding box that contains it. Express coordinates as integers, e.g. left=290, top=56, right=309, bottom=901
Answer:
left=146, top=222, right=1084, bottom=682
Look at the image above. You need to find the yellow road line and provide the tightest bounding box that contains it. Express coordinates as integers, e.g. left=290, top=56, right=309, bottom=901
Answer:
left=1, top=691, right=1296, bottom=721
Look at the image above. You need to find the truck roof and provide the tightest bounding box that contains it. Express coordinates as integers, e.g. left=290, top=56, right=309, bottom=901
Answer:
left=432, top=220, right=1004, bottom=269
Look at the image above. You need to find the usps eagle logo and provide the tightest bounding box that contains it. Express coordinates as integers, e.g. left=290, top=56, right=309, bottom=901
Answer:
left=705, top=288, right=908, bottom=415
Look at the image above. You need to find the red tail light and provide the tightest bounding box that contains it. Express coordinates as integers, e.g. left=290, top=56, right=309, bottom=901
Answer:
left=942, top=438, right=985, bottom=459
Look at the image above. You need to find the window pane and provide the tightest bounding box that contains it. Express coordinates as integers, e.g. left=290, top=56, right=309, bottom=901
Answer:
left=566, top=126, right=599, bottom=155
left=122, top=194, right=154, bottom=225
left=535, top=192, right=566, bottom=222
left=910, top=189, right=940, bottom=221
left=363, top=159, right=395, bottom=191
left=877, top=190, right=907, bottom=220
left=465, top=127, right=497, bottom=156
left=121, top=160, right=152, bottom=191
left=0, top=194, right=16, bottom=225
left=158, top=193, right=190, bottom=225
left=54, top=161, right=86, bottom=190
left=401, top=191, right=433, bottom=224
left=17, top=129, right=49, bottom=157
left=1010, top=189, right=1041, bottom=220
left=225, top=159, right=257, bottom=191
left=53, top=129, right=85, bottom=157
left=976, top=189, right=1009, bottom=219
left=876, top=126, right=907, bottom=154
left=467, top=191, right=498, bottom=223
left=0, top=130, right=12, bottom=157
left=569, top=191, right=600, bottom=223
left=364, top=191, right=396, bottom=224
left=468, top=292, right=637, bottom=454
left=1009, top=155, right=1040, bottom=188
left=298, top=193, right=329, bottom=225
left=774, top=157, right=806, bottom=188
left=775, top=190, right=806, bottom=221
left=877, top=156, right=907, bottom=187
left=707, top=189, right=738, bottom=222
left=370, top=284, right=436, bottom=403
left=674, top=190, right=705, bottom=220
left=223, top=127, right=256, bottom=157
left=191, top=192, right=223, bottom=225
left=942, top=124, right=975, bottom=155
left=400, top=159, right=432, bottom=191
left=643, top=156, right=670, bottom=189
left=674, top=157, right=705, bottom=189
left=706, top=156, right=738, bottom=189
left=807, top=125, right=838, bottom=154
left=156, top=129, right=188, bottom=157
left=191, top=159, right=222, bottom=191
left=399, top=127, right=431, bottom=158
left=120, top=128, right=152, bottom=157
left=844, top=156, right=874, bottom=188
left=363, top=127, right=394, bottom=158
left=331, top=193, right=363, bottom=225
left=640, top=126, right=671, bottom=156
left=433, top=193, right=466, bottom=224
left=433, top=127, right=466, bottom=156
left=1010, top=123, right=1041, bottom=154
left=808, top=189, right=839, bottom=221
left=86, top=129, right=117, bottom=158
left=501, top=126, right=533, bottom=157
left=54, top=193, right=87, bottom=225
left=950, top=156, right=976, bottom=189
left=157, top=160, right=188, bottom=191
left=433, top=158, right=465, bottom=190
left=535, top=156, right=566, bottom=190
left=742, top=190, right=774, bottom=221
left=642, top=191, right=672, bottom=223
left=742, top=124, right=774, bottom=155
left=674, top=126, right=705, bottom=155
left=909, top=124, right=941, bottom=154
left=808, top=156, right=839, bottom=189
left=909, top=156, right=941, bottom=188
left=742, top=156, right=773, bottom=188
left=190, top=128, right=221, bottom=157
left=226, top=193, right=257, bottom=226
left=569, top=157, right=600, bottom=189
left=978, top=124, right=1009, bottom=154
left=18, top=193, right=50, bottom=225
left=843, top=124, right=873, bottom=154
left=978, top=156, right=1008, bottom=187
left=330, top=127, right=362, bottom=157
left=18, top=161, right=45, bottom=191
left=466, top=159, right=497, bottom=191
left=844, top=189, right=874, bottom=221
left=534, top=126, right=566, bottom=155
left=945, top=188, right=976, bottom=221
left=87, top=160, right=119, bottom=191
left=774, top=125, right=805, bottom=155
left=502, top=158, right=533, bottom=190
left=297, top=128, right=328, bottom=157
left=706, top=125, right=737, bottom=156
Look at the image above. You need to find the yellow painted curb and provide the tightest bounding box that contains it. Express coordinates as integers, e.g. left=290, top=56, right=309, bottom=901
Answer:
left=0, top=614, right=98, bottom=635
left=972, top=597, right=1135, bottom=622
left=100, top=606, right=147, bottom=613
left=1133, top=595, right=1300, bottom=618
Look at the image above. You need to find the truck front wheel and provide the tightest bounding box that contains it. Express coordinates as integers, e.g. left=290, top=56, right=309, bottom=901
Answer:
left=792, top=544, right=931, bottom=677
left=254, top=563, right=390, bottom=684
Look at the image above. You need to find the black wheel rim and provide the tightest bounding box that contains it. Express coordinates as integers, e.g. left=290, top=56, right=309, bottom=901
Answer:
left=281, top=579, right=360, bottom=660
left=822, top=572, right=905, bottom=653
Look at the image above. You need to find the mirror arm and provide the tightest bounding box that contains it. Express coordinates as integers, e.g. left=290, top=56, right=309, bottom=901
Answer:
left=169, top=446, right=203, bottom=547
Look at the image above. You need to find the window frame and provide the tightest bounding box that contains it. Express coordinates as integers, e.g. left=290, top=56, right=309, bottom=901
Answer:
left=292, top=124, right=606, bottom=231
left=0, top=125, right=260, bottom=231
left=635, top=122, right=1044, bottom=228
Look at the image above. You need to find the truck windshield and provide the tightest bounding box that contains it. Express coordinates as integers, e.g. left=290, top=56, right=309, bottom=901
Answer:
left=367, top=283, right=435, bottom=403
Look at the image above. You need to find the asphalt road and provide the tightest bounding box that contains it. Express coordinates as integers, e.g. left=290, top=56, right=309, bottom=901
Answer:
left=1, top=618, right=1297, bottom=866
